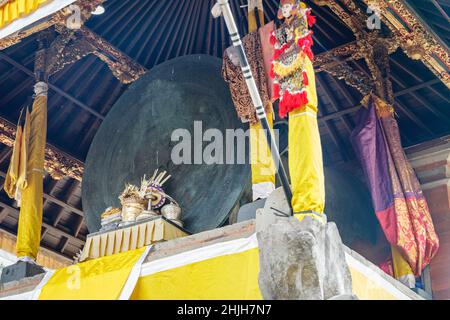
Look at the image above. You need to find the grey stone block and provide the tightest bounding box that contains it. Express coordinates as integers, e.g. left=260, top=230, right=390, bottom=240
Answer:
left=257, top=199, right=353, bottom=300
left=0, top=261, right=45, bottom=285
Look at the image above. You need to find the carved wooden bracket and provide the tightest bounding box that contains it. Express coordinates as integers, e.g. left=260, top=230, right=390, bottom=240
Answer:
left=363, top=0, right=450, bottom=89
left=46, top=26, right=146, bottom=84
left=314, top=0, right=449, bottom=89
left=0, top=0, right=145, bottom=84
left=78, top=26, right=146, bottom=84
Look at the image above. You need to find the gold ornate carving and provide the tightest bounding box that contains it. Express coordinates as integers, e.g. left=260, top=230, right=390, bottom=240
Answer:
left=363, top=0, right=450, bottom=88
left=0, top=116, right=84, bottom=181
left=45, top=26, right=146, bottom=84
left=79, top=26, right=146, bottom=84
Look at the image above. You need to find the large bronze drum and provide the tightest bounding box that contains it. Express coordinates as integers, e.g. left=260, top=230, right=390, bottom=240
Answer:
left=82, top=55, right=250, bottom=234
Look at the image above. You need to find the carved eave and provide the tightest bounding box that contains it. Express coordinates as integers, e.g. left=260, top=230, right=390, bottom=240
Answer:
left=0, top=0, right=145, bottom=84
left=0, top=0, right=104, bottom=50
left=362, top=0, right=450, bottom=89
left=78, top=26, right=146, bottom=84
left=46, top=26, right=146, bottom=84
left=0, top=117, right=84, bottom=181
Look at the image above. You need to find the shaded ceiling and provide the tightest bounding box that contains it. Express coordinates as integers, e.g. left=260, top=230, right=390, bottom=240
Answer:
left=0, top=0, right=449, bottom=260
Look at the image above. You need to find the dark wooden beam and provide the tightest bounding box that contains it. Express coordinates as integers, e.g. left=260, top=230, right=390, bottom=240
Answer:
left=317, top=79, right=445, bottom=123
left=0, top=171, right=83, bottom=218
left=53, top=180, right=80, bottom=227
left=0, top=52, right=105, bottom=120
left=0, top=201, right=85, bottom=247
left=0, top=225, right=74, bottom=262
left=0, top=116, right=84, bottom=181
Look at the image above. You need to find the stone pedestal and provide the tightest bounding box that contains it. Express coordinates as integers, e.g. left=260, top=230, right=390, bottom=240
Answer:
left=407, top=138, right=450, bottom=300
left=0, top=261, right=45, bottom=285
left=256, top=188, right=353, bottom=300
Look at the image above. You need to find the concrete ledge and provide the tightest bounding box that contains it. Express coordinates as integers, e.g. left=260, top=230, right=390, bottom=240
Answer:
left=0, top=219, right=423, bottom=300
left=344, top=246, right=424, bottom=300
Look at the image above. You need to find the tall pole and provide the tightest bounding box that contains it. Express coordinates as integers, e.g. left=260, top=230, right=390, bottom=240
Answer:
left=212, top=0, right=293, bottom=212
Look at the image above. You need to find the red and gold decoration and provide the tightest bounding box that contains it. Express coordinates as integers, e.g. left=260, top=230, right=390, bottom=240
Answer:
left=270, top=0, right=316, bottom=118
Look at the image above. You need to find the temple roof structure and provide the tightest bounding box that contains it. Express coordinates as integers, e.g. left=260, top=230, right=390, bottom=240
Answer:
left=0, top=0, right=448, bottom=261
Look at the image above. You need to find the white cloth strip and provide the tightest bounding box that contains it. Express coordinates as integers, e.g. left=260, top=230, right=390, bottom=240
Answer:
left=140, top=234, right=258, bottom=277
left=118, top=245, right=152, bottom=300
left=344, top=252, right=412, bottom=300
left=30, top=270, right=55, bottom=300
left=252, top=182, right=275, bottom=201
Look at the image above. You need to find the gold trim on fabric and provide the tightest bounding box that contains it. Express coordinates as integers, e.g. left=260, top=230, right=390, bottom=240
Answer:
left=79, top=218, right=188, bottom=262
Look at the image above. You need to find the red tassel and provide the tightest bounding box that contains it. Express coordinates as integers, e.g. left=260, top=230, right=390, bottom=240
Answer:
left=279, top=96, right=289, bottom=119
left=299, top=90, right=308, bottom=106
left=304, top=46, right=314, bottom=61
left=302, top=71, right=309, bottom=86
left=306, top=10, right=316, bottom=27
left=273, top=83, right=280, bottom=100
left=279, top=91, right=309, bottom=117
left=269, top=33, right=277, bottom=45
left=297, top=34, right=313, bottom=49
left=269, top=65, right=275, bottom=79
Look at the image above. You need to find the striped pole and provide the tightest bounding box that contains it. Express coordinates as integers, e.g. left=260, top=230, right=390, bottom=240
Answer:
left=212, top=0, right=293, bottom=212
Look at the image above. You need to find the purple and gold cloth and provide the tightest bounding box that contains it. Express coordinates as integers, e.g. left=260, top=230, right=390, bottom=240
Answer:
left=351, top=95, right=439, bottom=276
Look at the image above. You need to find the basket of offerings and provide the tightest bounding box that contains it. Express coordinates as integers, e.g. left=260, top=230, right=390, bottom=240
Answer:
left=119, top=184, right=147, bottom=222
left=100, top=207, right=122, bottom=231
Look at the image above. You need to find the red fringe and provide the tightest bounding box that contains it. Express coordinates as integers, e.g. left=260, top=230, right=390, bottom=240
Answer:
left=297, top=34, right=313, bottom=49
left=273, top=83, right=280, bottom=100
left=278, top=90, right=309, bottom=118
left=306, top=9, right=316, bottom=27
left=302, top=71, right=309, bottom=86
left=304, top=46, right=314, bottom=61
left=269, top=33, right=277, bottom=46
left=269, top=64, right=275, bottom=79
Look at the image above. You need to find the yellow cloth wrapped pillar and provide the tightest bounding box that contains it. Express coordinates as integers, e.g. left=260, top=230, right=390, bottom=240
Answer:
left=250, top=113, right=276, bottom=200
left=248, top=0, right=264, bottom=34
left=248, top=0, right=276, bottom=200
left=16, top=82, right=47, bottom=260
left=289, top=56, right=325, bottom=218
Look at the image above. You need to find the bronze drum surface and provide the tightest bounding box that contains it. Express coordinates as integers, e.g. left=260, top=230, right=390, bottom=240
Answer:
left=82, top=55, right=250, bottom=233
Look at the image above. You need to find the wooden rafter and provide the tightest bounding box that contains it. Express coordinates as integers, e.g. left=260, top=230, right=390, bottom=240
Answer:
left=0, top=116, right=84, bottom=181
left=0, top=171, right=83, bottom=221
left=0, top=201, right=85, bottom=250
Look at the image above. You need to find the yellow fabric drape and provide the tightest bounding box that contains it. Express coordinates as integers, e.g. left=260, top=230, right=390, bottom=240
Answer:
left=250, top=113, right=276, bottom=196
left=289, top=56, right=325, bottom=216
left=0, top=0, right=49, bottom=29
left=131, top=248, right=262, bottom=300
left=4, top=109, right=30, bottom=204
left=248, top=2, right=264, bottom=34
left=391, top=245, right=416, bottom=288
left=16, top=93, right=46, bottom=259
left=248, top=0, right=276, bottom=200
left=39, top=247, right=148, bottom=300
